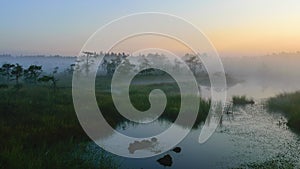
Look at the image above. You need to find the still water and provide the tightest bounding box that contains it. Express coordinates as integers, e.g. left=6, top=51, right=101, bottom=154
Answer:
left=5, top=56, right=299, bottom=168
left=86, top=79, right=300, bottom=169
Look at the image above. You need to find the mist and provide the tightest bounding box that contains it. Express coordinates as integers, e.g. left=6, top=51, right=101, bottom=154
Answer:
left=221, top=52, right=300, bottom=98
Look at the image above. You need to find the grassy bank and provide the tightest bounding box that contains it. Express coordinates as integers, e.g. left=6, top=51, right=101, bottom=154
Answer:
left=0, top=74, right=210, bottom=169
left=232, top=95, right=254, bottom=105
left=96, top=75, right=210, bottom=129
left=267, top=91, right=300, bottom=131
left=0, top=85, right=119, bottom=169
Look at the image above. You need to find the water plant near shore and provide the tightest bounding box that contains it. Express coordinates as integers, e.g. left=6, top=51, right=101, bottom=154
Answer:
left=232, top=95, right=255, bottom=105
left=267, top=91, right=300, bottom=131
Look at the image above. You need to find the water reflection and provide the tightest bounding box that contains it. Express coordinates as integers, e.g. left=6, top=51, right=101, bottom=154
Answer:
left=128, top=137, right=160, bottom=154
left=84, top=101, right=300, bottom=168
left=90, top=64, right=300, bottom=167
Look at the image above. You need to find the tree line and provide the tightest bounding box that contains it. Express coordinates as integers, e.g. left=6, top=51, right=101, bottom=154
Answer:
left=0, top=63, right=59, bottom=89
left=0, top=52, right=206, bottom=88
left=77, top=52, right=205, bottom=76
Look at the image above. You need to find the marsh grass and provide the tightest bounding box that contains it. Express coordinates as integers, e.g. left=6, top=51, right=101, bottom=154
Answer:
left=0, top=74, right=210, bottom=169
left=0, top=83, right=118, bottom=169
left=96, top=77, right=210, bottom=129
left=232, top=95, right=254, bottom=105
left=267, top=91, right=300, bottom=131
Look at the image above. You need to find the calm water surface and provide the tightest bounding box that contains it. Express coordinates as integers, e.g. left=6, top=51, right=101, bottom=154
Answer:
left=4, top=56, right=299, bottom=168
left=87, top=80, right=300, bottom=169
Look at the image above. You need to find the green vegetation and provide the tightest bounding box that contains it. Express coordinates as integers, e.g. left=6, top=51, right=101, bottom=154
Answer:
left=267, top=91, right=300, bottom=131
left=0, top=63, right=118, bottom=169
left=0, top=61, right=210, bottom=169
left=0, top=85, right=118, bottom=169
left=232, top=95, right=255, bottom=105
left=96, top=74, right=211, bottom=129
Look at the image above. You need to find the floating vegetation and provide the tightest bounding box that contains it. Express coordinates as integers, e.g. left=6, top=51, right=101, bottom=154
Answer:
left=236, top=154, right=295, bottom=169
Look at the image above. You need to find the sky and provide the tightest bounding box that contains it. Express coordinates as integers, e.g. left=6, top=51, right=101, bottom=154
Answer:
left=0, top=0, right=300, bottom=57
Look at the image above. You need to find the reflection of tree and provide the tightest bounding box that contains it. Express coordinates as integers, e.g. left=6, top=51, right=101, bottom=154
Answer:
left=128, top=137, right=159, bottom=154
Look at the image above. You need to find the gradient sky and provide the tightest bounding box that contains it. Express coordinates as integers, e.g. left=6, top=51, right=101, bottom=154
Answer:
left=0, top=0, right=299, bottom=56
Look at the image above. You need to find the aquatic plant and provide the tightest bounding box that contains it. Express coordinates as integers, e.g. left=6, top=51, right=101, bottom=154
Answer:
left=236, top=154, right=295, bottom=169
left=232, top=95, right=255, bottom=105
left=267, top=91, right=300, bottom=131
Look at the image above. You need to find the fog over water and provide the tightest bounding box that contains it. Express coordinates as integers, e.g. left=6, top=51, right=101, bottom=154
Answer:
left=221, top=52, right=300, bottom=98
left=2, top=53, right=299, bottom=168
left=1, top=52, right=299, bottom=98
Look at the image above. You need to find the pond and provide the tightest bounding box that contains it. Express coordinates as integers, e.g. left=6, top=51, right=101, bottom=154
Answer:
left=3, top=56, right=299, bottom=168
left=85, top=79, right=300, bottom=169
